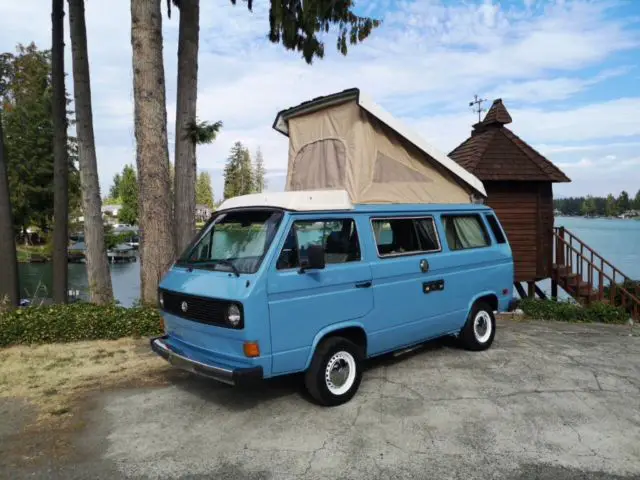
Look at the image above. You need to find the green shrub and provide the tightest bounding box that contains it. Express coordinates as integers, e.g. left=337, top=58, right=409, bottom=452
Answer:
left=519, top=299, right=629, bottom=324
left=0, top=303, right=163, bottom=348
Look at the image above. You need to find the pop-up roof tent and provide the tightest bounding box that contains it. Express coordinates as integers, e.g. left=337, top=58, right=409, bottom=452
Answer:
left=273, top=88, right=486, bottom=204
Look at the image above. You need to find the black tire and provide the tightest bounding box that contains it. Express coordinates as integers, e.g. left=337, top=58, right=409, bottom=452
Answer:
left=304, top=337, right=363, bottom=407
left=459, top=301, right=496, bottom=351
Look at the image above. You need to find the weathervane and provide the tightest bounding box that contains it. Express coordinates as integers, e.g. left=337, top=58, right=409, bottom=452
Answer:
left=469, top=94, right=487, bottom=123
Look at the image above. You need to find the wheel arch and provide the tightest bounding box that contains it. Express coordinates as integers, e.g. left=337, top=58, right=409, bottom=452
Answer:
left=467, top=291, right=499, bottom=318
left=304, top=322, right=368, bottom=371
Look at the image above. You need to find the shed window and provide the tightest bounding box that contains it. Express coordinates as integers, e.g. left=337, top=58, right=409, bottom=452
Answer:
left=373, top=151, right=433, bottom=183
left=372, top=217, right=440, bottom=257
left=290, top=139, right=346, bottom=190
left=442, top=215, right=490, bottom=250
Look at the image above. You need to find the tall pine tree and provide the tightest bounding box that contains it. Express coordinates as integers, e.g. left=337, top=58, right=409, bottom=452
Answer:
left=223, top=141, right=254, bottom=199
left=196, top=171, right=214, bottom=208
left=253, top=147, right=266, bottom=193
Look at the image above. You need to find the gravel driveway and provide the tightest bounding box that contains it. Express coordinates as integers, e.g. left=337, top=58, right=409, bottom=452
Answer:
left=4, top=319, right=640, bottom=479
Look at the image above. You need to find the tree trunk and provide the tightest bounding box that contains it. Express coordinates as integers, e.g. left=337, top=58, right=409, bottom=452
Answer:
left=0, top=112, right=20, bottom=308
left=173, top=0, right=200, bottom=255
left=131, top=0, right=175, bottom=304
left=68, top=0, right=113, bottom=304
left=52, top=0, right=69, bottom=304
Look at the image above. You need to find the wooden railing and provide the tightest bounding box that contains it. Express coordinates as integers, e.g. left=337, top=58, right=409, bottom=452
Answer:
left=553, top=226, right=640, bottom=320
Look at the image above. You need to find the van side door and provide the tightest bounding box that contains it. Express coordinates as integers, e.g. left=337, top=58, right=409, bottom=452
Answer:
left=365, top=215, right=454, bottom=355
left=267, top=214, right=373, bottom=375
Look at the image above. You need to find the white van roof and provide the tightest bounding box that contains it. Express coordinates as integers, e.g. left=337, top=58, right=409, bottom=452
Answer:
left=218, top=190, right=354, bottom=212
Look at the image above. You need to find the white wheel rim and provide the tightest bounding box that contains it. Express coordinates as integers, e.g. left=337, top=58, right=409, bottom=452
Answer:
left=473, top=311, right=492, bottom=344
left=325, top=351, right=357, bottom=396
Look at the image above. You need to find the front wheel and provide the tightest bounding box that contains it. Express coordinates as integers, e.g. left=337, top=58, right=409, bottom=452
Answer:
left=304, top=337, right=363, bottom=406
left=459, top=302, right=496, bottom=351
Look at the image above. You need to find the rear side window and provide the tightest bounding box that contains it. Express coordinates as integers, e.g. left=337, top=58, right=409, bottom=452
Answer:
left=442, top=214, right=490, bottom=250
left=276, top=219, right=361, bottom=270
left=372, top=217, right=440, bottom=257
left=485, top=213, right=506, bottom=244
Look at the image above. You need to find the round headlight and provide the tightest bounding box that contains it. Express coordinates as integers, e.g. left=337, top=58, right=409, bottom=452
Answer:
left=227, top=304, right=241, bottom=327
left=158, top=291, right=164, bottom=308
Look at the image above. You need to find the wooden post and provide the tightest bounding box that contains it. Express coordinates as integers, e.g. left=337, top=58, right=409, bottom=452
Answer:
left=514, top=282, right=527, bottom=300
left=527, top=281, right=535, bottom=299
left=557, top=227, right=565, bottom=266
left=551, top=279, right=558, bottom=299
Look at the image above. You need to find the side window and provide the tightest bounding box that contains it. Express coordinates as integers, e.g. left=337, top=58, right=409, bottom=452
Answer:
left=276, top=219, right=361, bottom=270
left=442, top=214, right=491, bottom=251
left=485, top=213, right=507, bottom=244
left=372, top=217, right=440, bottom=257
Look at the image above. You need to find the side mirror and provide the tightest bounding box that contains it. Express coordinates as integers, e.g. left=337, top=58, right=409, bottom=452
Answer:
left=300, top=244, right=325, bottom=273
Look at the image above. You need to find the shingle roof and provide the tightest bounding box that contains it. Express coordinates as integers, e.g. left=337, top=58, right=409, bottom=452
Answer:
left=449, top=99, right=570, bottom=183
left=482, top=98, right=512, bottom=126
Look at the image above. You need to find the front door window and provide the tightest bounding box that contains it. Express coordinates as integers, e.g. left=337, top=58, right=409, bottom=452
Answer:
left=276, top=219, right=361, bottom=270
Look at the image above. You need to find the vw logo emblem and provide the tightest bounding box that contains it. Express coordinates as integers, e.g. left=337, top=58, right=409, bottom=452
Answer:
left=181, top=301, right=188, bottom=313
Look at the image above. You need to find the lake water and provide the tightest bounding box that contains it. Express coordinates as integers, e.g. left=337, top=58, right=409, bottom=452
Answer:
left=17, top=216, right=640, bottom=306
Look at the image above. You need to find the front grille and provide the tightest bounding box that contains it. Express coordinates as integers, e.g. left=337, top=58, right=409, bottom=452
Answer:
left=160, top=289, right=242, bottom=328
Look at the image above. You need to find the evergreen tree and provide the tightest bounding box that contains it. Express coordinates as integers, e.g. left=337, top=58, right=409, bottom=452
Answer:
left=109, top=173, right=122, bottom=200
left=634, top=190, right=640, bottom=210
left=253, top=147, right=266, bottom=193
left=604, top=194, right=618, bottom=218
left=617, top=190, right=630, bottom=212
left=118, top=165, right=138, bottom=225
left=223, top=141, right=254, bottom=199
left=580, top=196, right=596, bottom=217
left=0, top=43, right=80, bottom=233
left=195, top=171, right=214, bottom=208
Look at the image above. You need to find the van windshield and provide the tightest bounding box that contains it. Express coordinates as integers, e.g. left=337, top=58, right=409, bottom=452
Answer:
left=177, top=209, right=283, bottom=274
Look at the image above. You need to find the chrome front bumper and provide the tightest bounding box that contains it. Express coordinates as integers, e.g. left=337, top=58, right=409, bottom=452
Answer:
left=150, top=336, right=262, bottom=386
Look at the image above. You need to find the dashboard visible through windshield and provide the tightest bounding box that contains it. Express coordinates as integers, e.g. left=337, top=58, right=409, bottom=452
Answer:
left=177, top=209, right=283, bottom=274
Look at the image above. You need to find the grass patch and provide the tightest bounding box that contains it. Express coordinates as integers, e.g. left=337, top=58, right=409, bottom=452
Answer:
left=0, top=337, right=171, bottom=419
left=519, top=298, right=630, bottom=324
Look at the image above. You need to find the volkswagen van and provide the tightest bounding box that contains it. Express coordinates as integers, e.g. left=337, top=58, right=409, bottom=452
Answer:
left=151, top=190, right=514, bottom=406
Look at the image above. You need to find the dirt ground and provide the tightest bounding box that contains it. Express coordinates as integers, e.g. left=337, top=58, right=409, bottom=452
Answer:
left=1, top=319, right=640, bottom=479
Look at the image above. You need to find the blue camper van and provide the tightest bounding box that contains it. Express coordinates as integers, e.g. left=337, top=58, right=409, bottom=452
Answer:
left=151, top=190, right=514, bottom=406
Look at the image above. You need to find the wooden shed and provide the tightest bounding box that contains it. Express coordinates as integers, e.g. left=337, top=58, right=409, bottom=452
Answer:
left=449, top=99, right=570, bottom=296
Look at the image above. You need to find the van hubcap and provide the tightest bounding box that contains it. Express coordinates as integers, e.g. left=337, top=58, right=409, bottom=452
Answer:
left=473, top=311, right=492, bottom=343
left=325, top=351, right=356, bottom=396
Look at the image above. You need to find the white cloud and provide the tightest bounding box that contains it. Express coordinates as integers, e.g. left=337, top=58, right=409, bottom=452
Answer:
left=1, top=0, right=639, bottom=201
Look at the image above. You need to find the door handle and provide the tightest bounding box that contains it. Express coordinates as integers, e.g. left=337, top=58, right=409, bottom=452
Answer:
left=423, top=279, right=444, bottom=294
left=355, top=281, right=372, bottom=289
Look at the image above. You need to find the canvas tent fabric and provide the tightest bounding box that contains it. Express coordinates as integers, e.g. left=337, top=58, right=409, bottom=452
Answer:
left=274, top=89, right=486, bottom=205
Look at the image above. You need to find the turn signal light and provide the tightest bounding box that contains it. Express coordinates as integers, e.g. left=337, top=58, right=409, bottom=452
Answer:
left=243, top=341, right=260, bottom=358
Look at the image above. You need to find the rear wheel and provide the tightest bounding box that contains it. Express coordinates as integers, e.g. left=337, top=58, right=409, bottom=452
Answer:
left=459, top=302, right=496, bottom=351
left=304, top=337, right=363, bottom=406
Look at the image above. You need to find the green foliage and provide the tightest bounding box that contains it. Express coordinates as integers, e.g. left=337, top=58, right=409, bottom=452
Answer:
left=110, top=172, right=122, bottom=199
left=196, top=171, right=214, bottom=208
left=555, top=190, right=640, bottom=217
left=617, top=190, right=630, bottom=212
left=604, top=194, right=618, bottom=218
left=0, top=43, right=80, bottom=232
left=118, top=164, right=138, bottom=225
left=230, top=0, right=381, bottom=64
left=580, top=196, right=596, bottom=217
left=223, top=141, right=254, bottom=199
left=519, top=299, right=629, bottom=324
left=603, top=280, right=640, bottom=317
left=0, top=303, right=163, bottom=347
left=186, top=119, right=222, bottom=146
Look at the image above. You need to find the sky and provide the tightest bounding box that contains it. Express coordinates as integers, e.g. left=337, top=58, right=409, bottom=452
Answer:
left=1, top=0, right=639, bottom=201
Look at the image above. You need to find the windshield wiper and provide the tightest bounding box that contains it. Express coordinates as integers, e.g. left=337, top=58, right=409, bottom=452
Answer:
left=207, top=259, right=241, bottom=277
